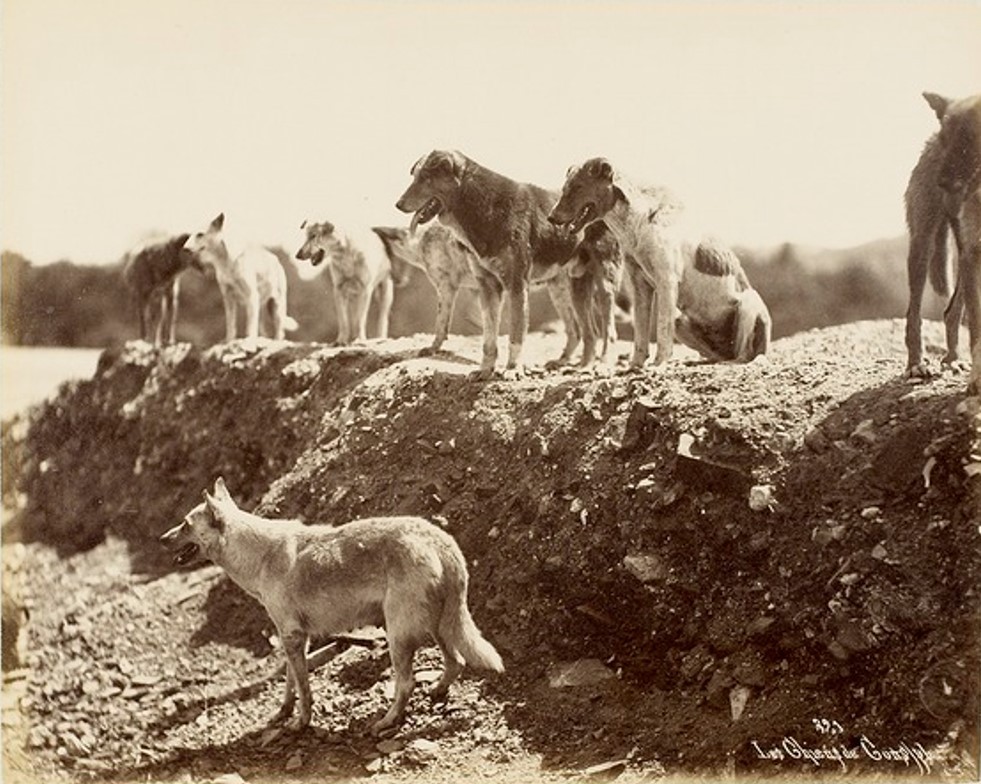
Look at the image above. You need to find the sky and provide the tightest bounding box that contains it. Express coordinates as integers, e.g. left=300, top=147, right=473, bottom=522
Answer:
left=2, top=0, right=980, bottom=266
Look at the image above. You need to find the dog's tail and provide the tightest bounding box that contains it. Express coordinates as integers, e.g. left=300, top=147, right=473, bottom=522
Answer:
left=439, top=572, right=504, bottom=673
left=283, top=315, right=300, bottom=333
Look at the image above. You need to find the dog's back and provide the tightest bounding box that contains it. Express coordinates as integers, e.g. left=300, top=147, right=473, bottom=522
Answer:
left=123, top=233, right=193, bottom=297
left=452, top=159, right=577, bottom=267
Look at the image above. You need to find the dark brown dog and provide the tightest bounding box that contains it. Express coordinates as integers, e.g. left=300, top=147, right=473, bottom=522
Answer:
left=905, top=91, right=981, bottom=393
left=122, top=233, right=202, bottom=346
left=395, top=150, right=621, bottom=378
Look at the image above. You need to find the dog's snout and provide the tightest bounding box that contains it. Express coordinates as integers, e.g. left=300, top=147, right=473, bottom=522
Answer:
left=395, top=198, right=407, bottom=213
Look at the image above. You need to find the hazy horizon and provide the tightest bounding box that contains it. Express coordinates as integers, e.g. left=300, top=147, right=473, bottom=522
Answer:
left=3, top=1, right=980, bottom=267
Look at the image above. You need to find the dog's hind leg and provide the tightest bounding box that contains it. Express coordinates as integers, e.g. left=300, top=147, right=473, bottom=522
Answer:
left=281, top=628, right=312, bottom=730
left=942, top=270, right=966, bottom=368
left=905, top=217, right=946, bottom=376
left=243, top=290, right=261, bottom=339
left=372, top=631, right=422, bottom=735
left=544, top=273, right=581, bottom=370
left=425, top=278, right=459, bottom=354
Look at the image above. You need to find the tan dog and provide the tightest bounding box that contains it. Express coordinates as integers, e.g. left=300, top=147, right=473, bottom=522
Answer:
left=184, top=213, right=297, bottom=341
left=160, top=479, right=503, bottom=736
left=295, top=221, right=405, bottom=345
left=906, top=91, right=981, bottom=394
left=395, top=150, right=623, bottom=378
left=548, top=158, right=770, bottom=367
left=122, top=232, right=203, bottom=346
left=370, top=223, right=479, bottom=355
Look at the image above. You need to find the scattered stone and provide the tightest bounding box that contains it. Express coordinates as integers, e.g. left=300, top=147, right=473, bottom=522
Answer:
left=259, top=727, right=283, bottom=748
left=748, top=484, right=776, bottom=512
left=860, top=506, right=882, bottom=520
left=804, top=427, right=830, bottom=453
left=210, top=774, right=248, bottom=784
left=364, top=758, right=383, bottom=773
left=851, top=419, right=877, bottom=445
left=581, top=758, right=629, bottom=779
left=623, top=553, right=669, bottom=583
left=285, top=751, right=303, bottom=771
left=870, top=543, right=889, bottom=560
left=619, top=397, right=661, bottom=452
left=675, top=435, right=753, bottom=497
left=404, top=738, right=439, bottom=765
left=746, top=616, right=776, bottom=638
left=729, top=685, right=752, bottom=721
left=376, top=738, right=405, bottom=755
left=705, top=669, right=734, bottom=708
left=548, top=659, right=617, bottom=688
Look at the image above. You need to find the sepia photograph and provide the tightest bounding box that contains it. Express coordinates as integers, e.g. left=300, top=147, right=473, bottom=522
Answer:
left=2, top=1, right=979, bottom=782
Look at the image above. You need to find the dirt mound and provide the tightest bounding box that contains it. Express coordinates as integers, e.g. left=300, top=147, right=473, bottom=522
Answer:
left=3, top=322, right=980, bottom=783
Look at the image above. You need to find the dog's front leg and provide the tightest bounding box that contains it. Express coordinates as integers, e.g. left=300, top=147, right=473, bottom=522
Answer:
left=332, top=282, right=351, bottom=345
left=627, top=260, right=653, bottom=369
left=351, top=286, right=371, bottom=342
left=652, top=269, right=678, bottom=366
left=473, top=270, right=503, bottom=380
left=281, top=629, right=312, bottom=730
left=221, top=286, right=238, bottom=341
left=424, top=276, right=459, bottom=355
left=504, top=277, right=529, bottom=378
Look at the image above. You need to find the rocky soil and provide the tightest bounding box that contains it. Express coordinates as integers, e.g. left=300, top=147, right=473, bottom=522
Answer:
left=2, top=321, right=980, bottom=783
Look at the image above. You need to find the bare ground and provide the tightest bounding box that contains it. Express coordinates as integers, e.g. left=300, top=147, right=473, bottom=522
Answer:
left=2, top=320, right=980, bottom=783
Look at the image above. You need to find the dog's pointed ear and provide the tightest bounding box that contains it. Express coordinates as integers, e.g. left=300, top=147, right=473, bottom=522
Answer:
left=213, top=477, right=233, bottom=503
left=300, top=220, right=307, bottom=230
left=210, top=213, right=225, bottom=232
left=202, top=490, right=226, bottom=531
left=323, top=221, right=335, bottom=235
left=923, top=92, right=951, bottom=123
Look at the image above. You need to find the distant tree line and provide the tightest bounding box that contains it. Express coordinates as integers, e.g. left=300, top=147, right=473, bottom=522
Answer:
left=0, top=239, right=950, bottom=349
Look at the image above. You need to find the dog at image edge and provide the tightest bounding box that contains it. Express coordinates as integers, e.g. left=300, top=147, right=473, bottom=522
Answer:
left=159, top=479, right=503, bottom=736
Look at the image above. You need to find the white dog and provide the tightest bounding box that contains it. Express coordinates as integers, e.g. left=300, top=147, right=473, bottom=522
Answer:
left=184, top=213, right=297, bottom=341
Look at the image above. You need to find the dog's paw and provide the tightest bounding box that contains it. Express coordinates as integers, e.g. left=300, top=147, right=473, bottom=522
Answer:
left=906, top=362, right=935, bottom=381
left=369, top=717, right=401, bottom=738
left=419, top=344, right=441, bottom=357
left=942, top=356, right=969, bottom=374
left=501, top=366, right=526, bottom=382
left=469, top=368, right=496, bottom=382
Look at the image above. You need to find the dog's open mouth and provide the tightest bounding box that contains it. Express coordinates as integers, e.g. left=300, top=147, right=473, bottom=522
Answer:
left=566, top=203, right=596, bottom=234
left=173, top=543, right=200, bottom=566
left=411, top=197, right=443, bottom=231
left=309, top=248, right=326, bottom=266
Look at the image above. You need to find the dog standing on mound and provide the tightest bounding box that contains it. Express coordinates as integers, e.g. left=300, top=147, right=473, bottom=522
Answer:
left=184, top=213, right=298, bottom=341
left=160, top=479, right=503, bottom=736
left=904, top=91, right=981, bottom=394
left=549, top=158, right=770, bottom=368
left=395, top=150, right=623, bottom=379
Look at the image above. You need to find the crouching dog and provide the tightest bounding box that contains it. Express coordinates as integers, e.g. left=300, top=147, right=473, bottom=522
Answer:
left=160, top=479, right=503, bottom=736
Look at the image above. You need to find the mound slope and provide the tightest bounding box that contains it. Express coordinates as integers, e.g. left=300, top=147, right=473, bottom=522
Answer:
left=3, top=321, right=979, bottom=782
